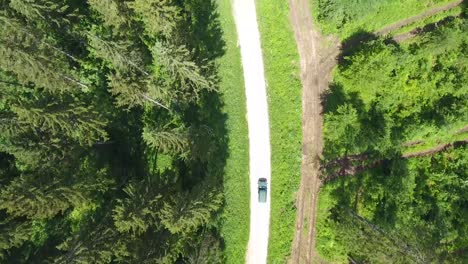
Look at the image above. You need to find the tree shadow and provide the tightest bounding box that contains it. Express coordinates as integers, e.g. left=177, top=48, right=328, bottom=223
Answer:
left=338, top=30, right=379, bottom=64
left=329, top=156, right=409, bottom=232
left=182, top=0, right=226, bottom=62
left=172, top=0, right=229, bottom=190
left=321, top=82, right=365, bottom=115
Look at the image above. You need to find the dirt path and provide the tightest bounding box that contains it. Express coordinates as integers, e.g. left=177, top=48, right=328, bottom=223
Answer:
left=232, top=0, right=271, bottom=264
left=324, top=138, right=468, bottom=181
left=288, top=0, right=338, bottom=263
left=376, top=0, right=463, bottom=36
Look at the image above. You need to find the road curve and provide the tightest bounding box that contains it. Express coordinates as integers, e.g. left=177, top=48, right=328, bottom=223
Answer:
left=232, top=0, right=271, bottom=263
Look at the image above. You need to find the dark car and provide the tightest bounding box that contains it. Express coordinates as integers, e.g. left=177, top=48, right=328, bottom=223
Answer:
left=258, top=178, right=267, bottom=203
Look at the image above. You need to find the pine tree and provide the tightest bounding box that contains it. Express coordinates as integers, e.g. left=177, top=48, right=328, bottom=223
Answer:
left=87, top=0, right=130, bottom=31
left=142, top=126, right=190, bottom=157
left=153, top=41, right=216, bottom=100
left=8, top=0, right=72, bottom=27
left=86, top=34, right=148, bottom=75
left=0, top=121, right=70, bottom=169
left=0, top=219, right=32, bottom=260
left=0, top=168, right=112, bottom=219
left=184, top=231, right=224, bottom=264
left=0, top=173, right=86, bottom=219
left=107, top=72, right=170, bottom=109
left=159, top=184, right=222, bottom=234
left=112, top=181, right=162, bottom=235
left=130, top=0, right=181, bottom=38
left=55, top=225, right=121, bottom=264
left=0, top=15, right=85, bottom=93
left=10, top=99, right=109, bottom=146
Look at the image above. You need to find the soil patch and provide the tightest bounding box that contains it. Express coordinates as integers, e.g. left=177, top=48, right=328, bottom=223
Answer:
left=288, top=0, right=339, bottom=262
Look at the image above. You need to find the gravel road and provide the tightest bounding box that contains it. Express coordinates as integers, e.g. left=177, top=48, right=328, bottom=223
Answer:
left=233, top=0, right=271, bottom=263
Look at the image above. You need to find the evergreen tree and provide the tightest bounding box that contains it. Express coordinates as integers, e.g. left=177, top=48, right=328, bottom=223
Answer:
left=184, top=231, right=224, bottom=264
left=0, top=219, right=32, bottom=260
left=112, top=180, right=162, bottom=235
left=0, top=15, right=85, bottom=93
left=9, top=0, right=72, bottom=27
left=152, top=41, right=216, bottom=100
left=130, top=0, right=181, bottom=38
left=0, top=168, right=112, bottom=219
left=160, top=184, right=222, bottom=234
left=0, top=0, right=227, bottom=262
left=142, top=126, right=190, bottom=157
left=87, top=0, right=130, bottom=31
left=10, top=99, right=108, bottom=146
left=55, top=225, right=122, bottom=264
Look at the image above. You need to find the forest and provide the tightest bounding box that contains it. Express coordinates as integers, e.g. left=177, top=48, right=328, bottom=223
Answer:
left=0, top=0, right=229, bottom=263
left=317, top=10, right=467, bottom=263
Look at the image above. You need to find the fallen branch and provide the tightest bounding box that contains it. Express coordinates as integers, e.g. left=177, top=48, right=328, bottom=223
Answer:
left=323, top=139, right=467, bottom=182
left=140, top=93, right=170, bottom=111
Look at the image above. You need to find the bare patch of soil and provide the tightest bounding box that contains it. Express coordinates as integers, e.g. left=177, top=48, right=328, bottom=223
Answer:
left=288, top=0, right=339, bottom=262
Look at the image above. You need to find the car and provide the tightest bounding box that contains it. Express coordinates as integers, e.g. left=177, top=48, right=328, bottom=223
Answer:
left=258, top=178, right=267, bottom=203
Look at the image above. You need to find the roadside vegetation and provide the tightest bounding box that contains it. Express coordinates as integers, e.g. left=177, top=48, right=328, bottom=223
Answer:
left=312, top=0, right=456, bottom=39
left=255, top=0, right=303, bottom=262
left=317, top=14, right=467, bottom=263
left=0, top=0, right=239, bottom=262
left=389, top=5, right=463, bottom=36
left=217, top=0, right=250, bottom=263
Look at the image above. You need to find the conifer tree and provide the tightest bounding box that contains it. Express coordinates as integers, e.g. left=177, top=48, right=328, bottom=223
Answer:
left=142, top=126, right=190, bottom=157
left=159, top=184, right=222, bottom=234
left=130, top=0, right=181, bottom=38
left=112, top=181, right=162, bottom=235
left=9, top=0, right=71, bottom=27
left=0, top=168, right=112, bottom=219
left=0, top=16, right=85, bottom=93
left=152, top=41, right=216, bottom=100
left=87, top=0, right=129, bottom=31
left=185, top=231, right=224, bottom=264
left=86, top=34, right=148, bottom=75
left=10, top=100, right=108, bottom=146
left=0, top=220, right=32, bottom=260
left=55, top=225, right=122, bottom=264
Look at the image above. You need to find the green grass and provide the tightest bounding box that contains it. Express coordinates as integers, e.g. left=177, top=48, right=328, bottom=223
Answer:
left=311, top=0, right=454, bottom=39
left=255, top=0, right=303, bottom=263
left=316, top=186, right=348, bottom=262
left=217, top=1, right=250, bottom=263
left=390, top=6, right=462, bottom=35
left=403, top=121, right=468, bottom=155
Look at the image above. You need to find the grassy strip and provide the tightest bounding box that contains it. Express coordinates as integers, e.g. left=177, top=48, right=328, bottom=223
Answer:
left=403, top=121, right=468, bottom=154
left=255, top=0, right=303, bottom=262
left=217, top=1, right=250, bottom=263
left=390, top=6, right=462, bottom=35
left=316, top=186, right=348, bottom=262
left=310, top=0, right=454, bottom=39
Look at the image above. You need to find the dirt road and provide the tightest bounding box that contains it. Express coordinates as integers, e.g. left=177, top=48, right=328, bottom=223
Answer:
left=232, top=0, right=271, bottom=263
left=288, top=0, right=338, bottom=263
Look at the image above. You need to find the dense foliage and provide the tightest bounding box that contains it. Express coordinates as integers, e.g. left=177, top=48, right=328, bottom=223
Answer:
left=323, top=17, right=467, bottom=160
left=318, top=16, right=467, bottom=262
left=0, top=0, right=229, bottom=262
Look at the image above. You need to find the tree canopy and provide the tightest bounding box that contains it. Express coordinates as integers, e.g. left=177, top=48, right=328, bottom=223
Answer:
left=0, top=0, right=227, bottom=262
